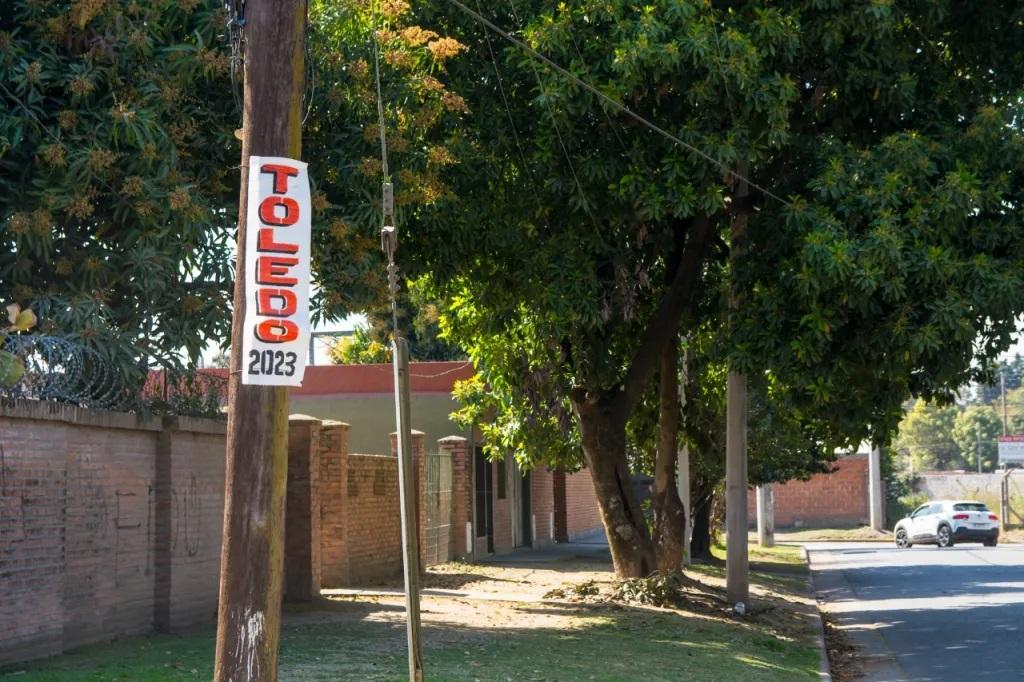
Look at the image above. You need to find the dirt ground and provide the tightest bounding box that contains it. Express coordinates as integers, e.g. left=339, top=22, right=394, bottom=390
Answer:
left=2, top=548, right=825, bottom=681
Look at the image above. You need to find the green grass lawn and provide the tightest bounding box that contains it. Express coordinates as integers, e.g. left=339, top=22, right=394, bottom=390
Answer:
left=0, top=603, right=819, bottom=682
left=1, top=546, right=821, bottom=681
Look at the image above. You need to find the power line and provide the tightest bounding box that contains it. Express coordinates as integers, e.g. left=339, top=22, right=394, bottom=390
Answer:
left=440, top=0, right=792, bottom=208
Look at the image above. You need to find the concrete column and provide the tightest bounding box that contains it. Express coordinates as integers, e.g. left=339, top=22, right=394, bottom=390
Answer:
left=869, top=445, right=884, bottom=532
left=725, top=370, right=749, bottom=605
left=676, top=444, right=692, bottom=565
left=756, top=485, right=775, bottom=547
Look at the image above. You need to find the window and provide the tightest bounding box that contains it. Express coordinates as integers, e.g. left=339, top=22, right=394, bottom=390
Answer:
left=911, top=505, right=929, bottom=518
left=953, top=503, right=989, bottom=512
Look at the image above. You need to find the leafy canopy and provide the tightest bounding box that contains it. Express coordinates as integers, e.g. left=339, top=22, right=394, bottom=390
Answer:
left=1, top=0, right=239, bottom=383
left=398, top=0, right=1024, bottom=472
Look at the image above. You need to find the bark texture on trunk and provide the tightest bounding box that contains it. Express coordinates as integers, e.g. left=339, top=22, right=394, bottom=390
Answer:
left=575, top=397, right=654, bottom=578
left=653, top=342, right=686, bottom=572
left=689, top=487, right=715, bottom=562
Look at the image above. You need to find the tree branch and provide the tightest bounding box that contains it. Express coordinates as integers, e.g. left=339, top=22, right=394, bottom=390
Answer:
left=615, top=213, right=717, bottom=418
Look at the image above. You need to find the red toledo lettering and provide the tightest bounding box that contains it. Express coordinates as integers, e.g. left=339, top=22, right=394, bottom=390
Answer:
left=257, top=255, right=299, bottom=286
left=258, top=196, right=299, bottom=226
left=257, top=228, right=298, bottom=253
left=261, top=164, right=299, bottom=194
left=257, top=288, right=297, bottom=317
left=255, top=319, right=299, bottom=343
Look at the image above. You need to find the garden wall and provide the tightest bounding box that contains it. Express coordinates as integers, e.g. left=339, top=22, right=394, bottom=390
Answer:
left=0, top=400, right=225, bottom=665
left=746, top=454, right=869, bottom=527
left=912, top=471, right=1024, bottom=525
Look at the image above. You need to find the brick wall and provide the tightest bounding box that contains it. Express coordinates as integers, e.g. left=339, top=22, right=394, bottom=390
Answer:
left=564, top=469, right=605, bottom=540
left=343, top=454, right=403, bottom=585
left=0, top=401, right=225, bottom=665
left=530, top=468, right=556, bottom=547
left=746, top=455, right=869, bottom=527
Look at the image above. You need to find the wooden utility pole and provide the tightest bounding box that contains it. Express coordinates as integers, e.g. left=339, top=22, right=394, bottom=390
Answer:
left=726, top=169, right=749, bottom=606
left=215, top=2, right=307, bottom=680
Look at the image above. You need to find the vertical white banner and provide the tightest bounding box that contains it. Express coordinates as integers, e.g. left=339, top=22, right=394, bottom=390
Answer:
left=240, top=156, right=311, bottom=386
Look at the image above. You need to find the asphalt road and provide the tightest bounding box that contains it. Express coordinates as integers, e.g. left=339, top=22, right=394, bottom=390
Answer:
left=807, top=542, right=1024, bottom=681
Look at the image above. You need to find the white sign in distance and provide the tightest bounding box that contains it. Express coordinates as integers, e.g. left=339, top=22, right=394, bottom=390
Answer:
left=240, top=156, right=311, bottom=387
left=997, top=435, right=1024, bottom=464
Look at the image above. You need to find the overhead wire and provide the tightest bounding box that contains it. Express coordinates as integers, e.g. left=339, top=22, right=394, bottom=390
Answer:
left=440, top=0, right=792, bottom=208
left=505, top=0, right=595, bottom=216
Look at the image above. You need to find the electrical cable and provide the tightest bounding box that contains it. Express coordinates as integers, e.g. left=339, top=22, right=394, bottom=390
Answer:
left=440, top=0, right=792, bottom=208
left=505, top=0, right=594, bottom=215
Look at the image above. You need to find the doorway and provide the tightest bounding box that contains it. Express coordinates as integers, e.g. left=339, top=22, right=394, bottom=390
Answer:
left=514, top=469, right=532, bottom=547
left=474, top=446, right=494, bottom=553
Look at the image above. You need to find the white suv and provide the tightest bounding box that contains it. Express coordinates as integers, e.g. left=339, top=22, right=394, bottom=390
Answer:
left=894, top=500, right=999, bottom=548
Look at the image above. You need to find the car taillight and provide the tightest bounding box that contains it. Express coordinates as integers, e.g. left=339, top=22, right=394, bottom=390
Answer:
left=953, top=513, right=969, bottom=520
left=989, top=514, right=999, bottom=521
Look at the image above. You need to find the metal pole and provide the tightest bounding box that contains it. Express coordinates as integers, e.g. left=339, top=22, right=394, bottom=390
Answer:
left=977, top=426, right=983, bottom=474
left=214, top=2, right=305, bottom=679
left=392, top=337, right=424, bottom=681
left=1002, top=370, right=1008, bottom=436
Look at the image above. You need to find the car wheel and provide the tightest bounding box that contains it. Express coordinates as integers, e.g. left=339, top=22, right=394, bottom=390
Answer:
left=895, top=528, right=912, bottom=548
left=937, top=524, right=954, bottom=548
left=984, top=537, right=998, bottom=547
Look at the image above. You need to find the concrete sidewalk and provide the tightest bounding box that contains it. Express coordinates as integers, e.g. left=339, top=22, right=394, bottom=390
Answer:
left=477, top=533, right=611, bottom=564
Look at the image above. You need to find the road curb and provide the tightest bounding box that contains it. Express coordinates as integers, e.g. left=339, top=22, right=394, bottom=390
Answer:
left=801, top=545, right=833, bottom=682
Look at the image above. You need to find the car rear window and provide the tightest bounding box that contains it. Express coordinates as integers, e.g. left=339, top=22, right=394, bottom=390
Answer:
left=953, top=503, right=989, bottom=512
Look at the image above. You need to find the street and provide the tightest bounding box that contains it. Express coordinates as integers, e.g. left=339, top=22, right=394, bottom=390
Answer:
left=808, top=542, right=1024, bottom=681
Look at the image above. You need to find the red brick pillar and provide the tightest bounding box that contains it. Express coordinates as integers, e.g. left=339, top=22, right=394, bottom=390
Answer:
left=391, top=430, right=426, bottom=567
left=438, top=436, right=471, bottom=560
left=318, top=420, right=350, bottom=587
left=286, top=415, right=322, bottom=602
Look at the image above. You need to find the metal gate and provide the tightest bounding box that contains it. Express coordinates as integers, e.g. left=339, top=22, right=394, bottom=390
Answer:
left=423, top=452, right=453, bottom=566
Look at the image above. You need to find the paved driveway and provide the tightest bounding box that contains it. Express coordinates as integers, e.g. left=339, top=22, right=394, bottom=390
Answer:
left=807, top=542, right=1024, bottom=681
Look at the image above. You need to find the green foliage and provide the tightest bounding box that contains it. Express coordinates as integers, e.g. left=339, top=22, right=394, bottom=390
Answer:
left=1, top=0, right=239, bottom=386
left=952, top=405, right=1002, bottom=472
left=0, top=302, right=38, bottom=387
left=894, top=399, right=960, bottom=471
left=328, top=282, right=464, bottom=365
left=380, top=0, right=1024, bottom=480
left=305, top=0, right=471, bottom=321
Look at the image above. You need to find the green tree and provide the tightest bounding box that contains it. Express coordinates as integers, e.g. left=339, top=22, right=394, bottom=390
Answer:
left=894, top=400, right=961, bottom=471
left=391, top=0, right=1024, bottom=576
left=328, top=287, right=464, bottom=365
left=1, top=0, right=240, bottom=386
left=952, top=405, right=1001, bottom=472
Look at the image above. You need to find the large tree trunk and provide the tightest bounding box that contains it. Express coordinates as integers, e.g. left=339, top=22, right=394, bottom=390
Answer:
left=653, top=342, right=686, bottom=572
left=690, top=488, right=715, bottom=562
left=575, top=397, right=654, bottom=578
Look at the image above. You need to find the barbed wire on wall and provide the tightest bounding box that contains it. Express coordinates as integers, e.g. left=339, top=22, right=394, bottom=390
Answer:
left=0, top=336, right=227, bottom=419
